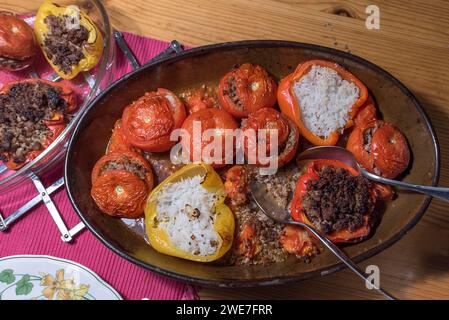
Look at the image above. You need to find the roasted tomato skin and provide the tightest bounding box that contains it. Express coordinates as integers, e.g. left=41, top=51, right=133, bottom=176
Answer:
left=241, top=108, right=299, bottom=168
left=371, top=122, right=410, bottom=179
left=224, top=165, right=249, bottom=205
left=235, top=223, right=260, bottom=259
left=121, top=88, right=186, bottom=152
left=91, top=170, right=148, bottom=219
left=291, top=159, right=373, bottom=244
left=44, top=123, right=66, bottom=146
left=276, top=116, right=300, bottom=168
left=372, top=183, right=394, bottom=201
left=243, top=108, right=290, bottom=154
left=354, top=95, right=377, bottom=127
left=218, top=63, right=277, bottom=119
left=280, top=225, right=318, bottom=259
left=0, top=12, right=36, bottom=71
left=107, top=120, right=134, bottom=154
left=347, top=120, right=410, bottom=179
left=91, top=151, right=154, bottom=190
left=346, top=121, right=375, bottom=173
left=181, top=108, right=238, bottom=168
left=91, top=151, right=154, bottom=218
left=180, top=85, right=218, bottom=114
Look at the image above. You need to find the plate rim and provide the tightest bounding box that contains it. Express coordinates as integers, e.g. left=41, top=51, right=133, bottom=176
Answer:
left=0, top=254, right=122, bottom=299
left=65, top=39, right=440, bottom=287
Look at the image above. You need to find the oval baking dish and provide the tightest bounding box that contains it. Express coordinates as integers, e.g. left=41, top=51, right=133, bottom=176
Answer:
left=65, top=40, right=439, bottom=287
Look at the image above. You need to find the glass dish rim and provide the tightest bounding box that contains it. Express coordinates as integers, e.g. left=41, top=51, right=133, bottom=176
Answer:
left=0, top=0, right=113, bottom=188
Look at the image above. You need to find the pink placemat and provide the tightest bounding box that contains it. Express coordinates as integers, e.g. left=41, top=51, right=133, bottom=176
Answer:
left=0, top=32, right=198, bottom=300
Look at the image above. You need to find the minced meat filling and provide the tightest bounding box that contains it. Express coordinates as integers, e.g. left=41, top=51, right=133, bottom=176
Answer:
left=301, top=165, right=374, bottom=234
left=101, top=159, right=148, bottom=181
left=363, top=124, right=383, bottom=175
left=223, top=76, right=244, bottom=110
left=0, top=82, right=67, bottom=163
left=0, top=56, right=26, bottom=69
left=43, top=14, right=89, bottom=74
left=363, top=126, right=376, bottom=153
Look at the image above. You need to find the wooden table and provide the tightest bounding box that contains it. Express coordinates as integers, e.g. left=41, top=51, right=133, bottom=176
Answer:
left=7, top=0, right=449, bottom=299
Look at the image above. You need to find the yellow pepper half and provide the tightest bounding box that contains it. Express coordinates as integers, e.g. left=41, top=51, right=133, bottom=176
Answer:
left=145, top=163, right=235, bottom=262
left=34, top=1, right=103, bottom=79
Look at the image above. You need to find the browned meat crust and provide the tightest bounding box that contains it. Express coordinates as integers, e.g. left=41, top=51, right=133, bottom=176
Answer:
left=0, top=81, right=67, bottom=163
left=0, top=56, right=28, bottom=70
left=302, top=165, right=374, bottom=234
left=43, top=14, right=89, bottom=74
left=100, top=158, right=149, bottom=181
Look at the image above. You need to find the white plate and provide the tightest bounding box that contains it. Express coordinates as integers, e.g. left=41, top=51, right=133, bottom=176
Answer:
left=0, top=255, right=122, bottom=300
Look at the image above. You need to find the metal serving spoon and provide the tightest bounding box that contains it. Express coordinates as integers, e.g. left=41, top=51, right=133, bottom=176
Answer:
left=249, top=180, right=396, bottom=300
left=297, top=146, right=448, bottom=202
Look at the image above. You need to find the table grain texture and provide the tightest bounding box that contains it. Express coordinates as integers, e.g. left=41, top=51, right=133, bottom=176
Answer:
left=5, top=0, right=449, bottom=300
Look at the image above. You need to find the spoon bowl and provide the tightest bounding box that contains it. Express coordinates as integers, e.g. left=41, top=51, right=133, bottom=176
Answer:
left=297, top=146, right=360, bottom=168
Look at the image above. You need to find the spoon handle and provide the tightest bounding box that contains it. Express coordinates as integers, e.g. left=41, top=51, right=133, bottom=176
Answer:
left=361, top=169, right=449, bottom=202
left=288, top=220, right=396, bottom=300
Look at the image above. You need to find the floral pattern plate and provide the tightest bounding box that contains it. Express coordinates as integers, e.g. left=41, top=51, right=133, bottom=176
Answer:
left=0, top=255, right=122, bottom=300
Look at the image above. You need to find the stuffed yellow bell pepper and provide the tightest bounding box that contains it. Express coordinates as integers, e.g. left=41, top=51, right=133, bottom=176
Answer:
left=34, top=1, right=103, bottom=79
left=145, top=164, right=235, bottom=262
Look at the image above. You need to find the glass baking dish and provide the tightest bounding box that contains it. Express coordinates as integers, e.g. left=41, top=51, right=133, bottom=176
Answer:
left=0, top=0, right=115, bottom=193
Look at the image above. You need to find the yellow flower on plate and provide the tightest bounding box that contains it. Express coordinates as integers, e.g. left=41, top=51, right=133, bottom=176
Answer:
left=40, top=269, right=89, bottom=300
left=58, top=284, right=90, bottom=300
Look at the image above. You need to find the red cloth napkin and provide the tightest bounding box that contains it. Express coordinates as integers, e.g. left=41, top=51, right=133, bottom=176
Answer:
left=0, top=32, right=198, bottom=300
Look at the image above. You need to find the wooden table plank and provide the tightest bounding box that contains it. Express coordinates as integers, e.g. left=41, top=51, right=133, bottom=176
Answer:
left=4, top=0, right=449, bottom=300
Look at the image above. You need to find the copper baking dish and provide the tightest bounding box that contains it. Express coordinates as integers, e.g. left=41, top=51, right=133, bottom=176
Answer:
left=64, top=40, right=439, bottom=286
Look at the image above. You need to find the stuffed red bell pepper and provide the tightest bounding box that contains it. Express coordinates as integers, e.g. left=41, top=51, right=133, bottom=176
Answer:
left=278, top=60, right=368, bottom=146
left=291, top=159, right=378, bottom=243
left=0, top=79, right=77, bottom=169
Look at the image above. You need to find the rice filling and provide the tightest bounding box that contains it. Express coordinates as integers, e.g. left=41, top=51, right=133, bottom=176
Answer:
left=293, top=65, right=360, bottom=138
left=155, top=175, right=220, bottom=256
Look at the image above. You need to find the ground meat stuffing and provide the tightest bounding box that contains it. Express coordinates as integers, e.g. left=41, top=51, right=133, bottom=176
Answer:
left=363, top=126, right=376, bottom=153
left=43, top=14, right=89, bottom=74
left=220, top=201, right=288, bottom=266
left=100, top=158, right=148, bottom=181
left=253, top=163, right=300, bottom=210
left=0, top=82, right=67, bottom=163
left=218, top=163, right=300, bottom=265
left=301, top=165, right=374, bottom=234
left=0, top=56, right=25, bottom=70
left=222, top=76, right=244, bottom=110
